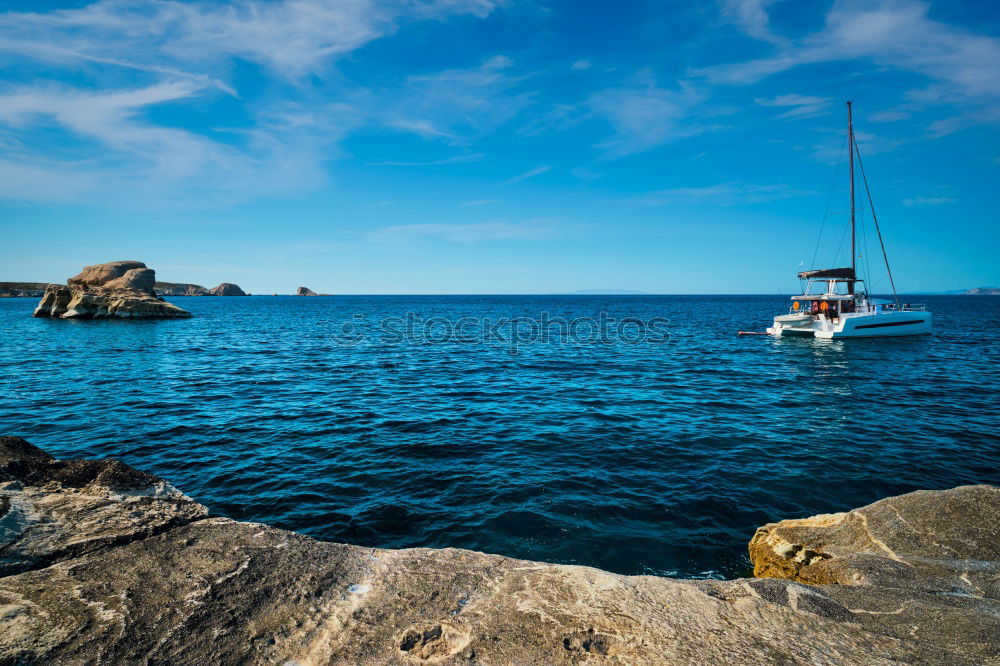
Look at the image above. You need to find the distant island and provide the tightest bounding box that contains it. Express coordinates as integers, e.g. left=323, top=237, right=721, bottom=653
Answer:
left=0, top=282, right=53, bottom=298
left=295, top=286, right=330, bottom=296
left=568, top=289, right=647, bottom=295
left=154, top=281, right=247, bottom=296
left=2, top=279, right=247, bottom=298
left=901, top=287, right=1000, bottom=295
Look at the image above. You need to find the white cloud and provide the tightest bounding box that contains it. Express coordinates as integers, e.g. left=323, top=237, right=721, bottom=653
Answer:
left=369, top=219, right=558, bottom=244
left=0, top=81, right=352, bottom=204
left=0, top=0, right=505, bottom=205
left=368, top=153, right=484, bottom=166
left=571, top=59, right=593, bottom=71
left=0, top=0, right=501, bottom=79
left=868, top=109, right=912, bottom=123
left=589, top=74, right=706, bottom=156
left=634, top=182, right=809, bottom=206
left=700, top=0, right=1000, bottom=106
left=756, top=93, right=832, bottom=119
left=812, top=128, right=902, bottom=163
left=719, top=0, right=786, bottom=44
left=382, top=55, right=533, bottom=141
left=902, top=196, right=956, bottom=206
left=502, top=164, right=551, bottom=184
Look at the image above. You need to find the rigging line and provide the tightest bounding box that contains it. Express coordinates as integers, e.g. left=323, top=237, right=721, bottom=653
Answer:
left=854, top=138, right=900, bottom=307
left=856, top=136, right=873, bottom=293
left=810, top=135, right=847, bottom=269
left=832, top=210, right=851, bottom=266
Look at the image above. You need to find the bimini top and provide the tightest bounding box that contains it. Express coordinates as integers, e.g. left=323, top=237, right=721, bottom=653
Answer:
left=797, top=267, right=857, bottom=280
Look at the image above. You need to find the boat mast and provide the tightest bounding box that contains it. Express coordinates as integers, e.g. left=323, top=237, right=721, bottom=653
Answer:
left=847, top=100, right=856, bottom=295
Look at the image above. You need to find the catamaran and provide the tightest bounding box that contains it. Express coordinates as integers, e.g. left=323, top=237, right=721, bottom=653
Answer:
left=767, top=102, right=932, bottom=339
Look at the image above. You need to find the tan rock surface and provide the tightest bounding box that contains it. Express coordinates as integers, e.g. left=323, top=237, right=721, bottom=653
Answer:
left=210, top=282, right=248, bottom=296
left=68, top=260, right=148, bottom=288
left=0, top=436, right=997, bottom=665
left=33, top=260, right=191, bottom=319
left=749, top=485, right=1000, bottom=594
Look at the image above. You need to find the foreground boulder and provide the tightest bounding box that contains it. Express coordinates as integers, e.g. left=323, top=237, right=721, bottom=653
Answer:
left=210, top=282, right=247, bottom=296
left=33, top=260, right=190, bottom=319
left=750, top=486, right=999, bottom=595
left=0, top=437, right=996, bottom=664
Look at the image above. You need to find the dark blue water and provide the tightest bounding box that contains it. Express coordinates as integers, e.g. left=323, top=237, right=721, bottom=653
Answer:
left=1, top=295, right=998, bottom=578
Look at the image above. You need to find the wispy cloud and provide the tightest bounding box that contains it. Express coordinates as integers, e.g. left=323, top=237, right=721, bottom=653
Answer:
left=868, top=109, right=912, bottom=123
left=502, top=164, right=551, bottom=184
left=368, top=153, right=484, bottom=167
left=756, top=93, right=831, bottom=120
left=571, top=167, right=601, bottom=182
left=571, top=59, right=593, bottom=71
left=0, top=0, right=506, bottom=205
left=633, top=182, right=810, bottom=206
left=903, top=196, right=956, bottom=206
left=589, top=73, right=707, bottom=156
left=0, top=158, right=97, bottom=202
left=369, top=219, right=558, bottom=244
left=461, top=199, right=500, bottom=206
left=0, top=81, right=350, bottom=204
left=382, top=55, right=534, bottom=141
left=699, top=0, right=1000, bottom=109
left=719, top=0, right=786, bottom=45
left=0, top=0, right=501, bottom=79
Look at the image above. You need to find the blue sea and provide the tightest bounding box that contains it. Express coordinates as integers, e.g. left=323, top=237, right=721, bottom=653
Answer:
left=1, top=295, right=998, bottom=578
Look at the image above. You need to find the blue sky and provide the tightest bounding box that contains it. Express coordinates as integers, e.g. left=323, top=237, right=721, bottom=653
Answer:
left=1, top=0, right=998, bottom=294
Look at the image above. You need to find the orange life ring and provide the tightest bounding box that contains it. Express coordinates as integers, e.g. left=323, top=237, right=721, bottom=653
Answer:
left=792, top=301, right=800, bottom=311
left=820, top=301, right=829, bottom=311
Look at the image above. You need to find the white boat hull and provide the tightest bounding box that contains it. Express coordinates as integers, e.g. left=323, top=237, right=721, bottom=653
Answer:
left=816, top=311, right=931, bottom=338
left=768, top=311, right=931, bottom=338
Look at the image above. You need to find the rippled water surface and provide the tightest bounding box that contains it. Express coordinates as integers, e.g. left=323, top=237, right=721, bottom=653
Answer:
left=2, top=295, right=998, bottom=578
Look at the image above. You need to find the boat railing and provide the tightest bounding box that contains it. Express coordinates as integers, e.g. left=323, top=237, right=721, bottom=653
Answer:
left=897, top=303, right=927, bottom=311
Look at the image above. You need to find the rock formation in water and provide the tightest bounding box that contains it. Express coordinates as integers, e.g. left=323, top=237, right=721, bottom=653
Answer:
left=210, top=283, right=248, bottom=296
left=0, top=436, right=996, bottom=664
left=154, top=281, right=211, bottom=296
left=33, top=261, right=191, bottom=319
left=0, top=282, right=53, bottom=298
left=965, top=286, right=1000, bottom=295
left=296, top=286, right=318, bottom=296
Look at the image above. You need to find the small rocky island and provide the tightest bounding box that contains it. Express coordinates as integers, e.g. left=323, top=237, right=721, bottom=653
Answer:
left=155, top=281, right=249, bottom=296
left=209, top=282, right=248, bottom=296
left=297, top=286, right=319, bottom=296
left=0, top=436, right=996, bottom=664
left=33, top=261, right=191, bottom=319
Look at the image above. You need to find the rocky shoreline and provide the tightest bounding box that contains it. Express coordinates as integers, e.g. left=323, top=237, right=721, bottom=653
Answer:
left=0, top=436, right=996, bottom=664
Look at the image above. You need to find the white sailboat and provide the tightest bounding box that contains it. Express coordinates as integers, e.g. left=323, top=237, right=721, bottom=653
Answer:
left=767, top=102, right=932, bottom=339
